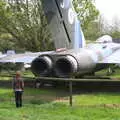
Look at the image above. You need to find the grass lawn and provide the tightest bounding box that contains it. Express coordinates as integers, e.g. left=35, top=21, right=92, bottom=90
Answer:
left=0, top=87, right=120, bottom=120
left=88, top=67, right=120, bottom=79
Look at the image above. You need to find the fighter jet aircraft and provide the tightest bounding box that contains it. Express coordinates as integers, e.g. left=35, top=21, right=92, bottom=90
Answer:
left=31, top=0, right=120, bottom=78
left=1, top=0, right=120, bottom=78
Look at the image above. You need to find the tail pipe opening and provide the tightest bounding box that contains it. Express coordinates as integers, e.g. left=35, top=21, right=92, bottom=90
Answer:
left=54, top=55, right=78, bottom=78
left=31, top=56, right=53, bottom=77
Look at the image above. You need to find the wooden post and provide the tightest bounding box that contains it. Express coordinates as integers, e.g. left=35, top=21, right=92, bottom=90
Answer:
left=69, top=80, right=73, bottom=106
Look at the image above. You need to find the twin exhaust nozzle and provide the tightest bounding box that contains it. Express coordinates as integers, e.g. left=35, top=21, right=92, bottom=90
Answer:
left=31, top=56, right=53, bottom=76
left=31, top=55, right=78, bottom=78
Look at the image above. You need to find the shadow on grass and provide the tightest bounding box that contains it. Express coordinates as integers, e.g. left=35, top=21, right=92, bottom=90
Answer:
left=0, top=86, right=71, bottom=107
left=30, top=99, right=50, bottom=105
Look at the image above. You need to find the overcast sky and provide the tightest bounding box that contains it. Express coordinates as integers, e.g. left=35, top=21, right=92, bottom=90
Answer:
left=95, top=0, right=120, bottom=24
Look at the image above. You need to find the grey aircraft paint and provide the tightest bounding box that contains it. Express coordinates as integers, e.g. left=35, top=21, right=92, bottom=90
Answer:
left=41, top=0, right=85, bottom=50
left=31, top=0, right=120, bottom=78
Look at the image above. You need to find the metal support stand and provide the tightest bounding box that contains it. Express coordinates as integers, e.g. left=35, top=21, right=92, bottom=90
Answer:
left=69, top=81, right=73, bottom=106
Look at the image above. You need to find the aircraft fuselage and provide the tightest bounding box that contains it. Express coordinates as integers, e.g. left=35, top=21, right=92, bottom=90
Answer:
left=31, top=43, right=120, bottom=78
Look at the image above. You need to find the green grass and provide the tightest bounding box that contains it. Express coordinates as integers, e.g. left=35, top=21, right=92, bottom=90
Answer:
left=0, top=87, right=120, bottom=119
left=74, top=93, right=120, bottom=105
left=95, top=67, right=120, bottom=79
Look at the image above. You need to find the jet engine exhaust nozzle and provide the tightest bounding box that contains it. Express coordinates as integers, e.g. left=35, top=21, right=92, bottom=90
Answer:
left=31, top=56, right=52, bottom=76
left=54, top=55, right=78, bottom=78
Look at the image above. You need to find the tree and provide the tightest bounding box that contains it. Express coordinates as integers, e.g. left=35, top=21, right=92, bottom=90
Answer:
left=0, top=0, right=53, bottom=52
left=83, top=21, right=101, bottom=41
left=97, top=16, right=120, bottom=41
left=0, top=0, right=99, bottom=52
left=73, top=0, right=99, bottom=30
left=72, top=0, right=100, bottom=41
left=0, top=1, right=16, bottom=51
left=109, top=18, right=120, bottom=40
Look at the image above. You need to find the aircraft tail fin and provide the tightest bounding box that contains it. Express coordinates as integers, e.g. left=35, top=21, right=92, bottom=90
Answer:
left=41, top=0, right=86, bottom=50
left=74, top=18, right=86, bottom=49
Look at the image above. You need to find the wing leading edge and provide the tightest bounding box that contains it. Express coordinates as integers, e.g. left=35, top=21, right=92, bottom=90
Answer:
left=0, top=51, right=54, bottom=63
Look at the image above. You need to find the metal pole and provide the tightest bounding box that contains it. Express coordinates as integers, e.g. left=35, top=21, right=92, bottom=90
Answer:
left=69, top=80, right=73, bottom=106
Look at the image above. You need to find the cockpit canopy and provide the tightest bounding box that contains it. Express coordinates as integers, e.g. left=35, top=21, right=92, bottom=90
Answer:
left=96, top=35, right=112, bottom=43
